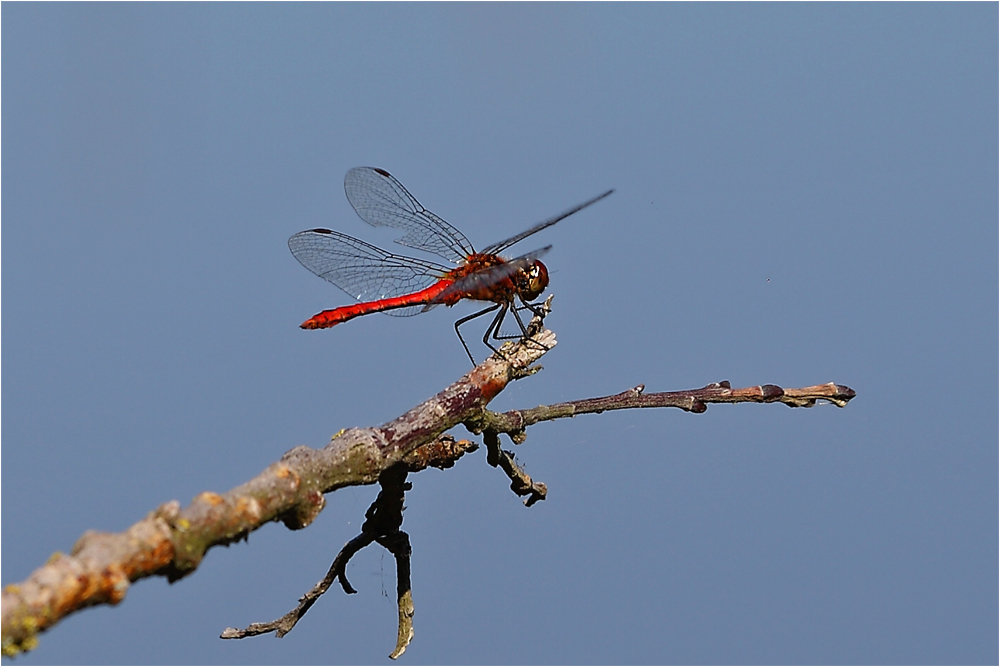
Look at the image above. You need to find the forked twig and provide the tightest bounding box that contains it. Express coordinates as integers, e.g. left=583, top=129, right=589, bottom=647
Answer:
left=466, top=380, right=855, bottom=505
left=221, top=465, right=416, bottom=659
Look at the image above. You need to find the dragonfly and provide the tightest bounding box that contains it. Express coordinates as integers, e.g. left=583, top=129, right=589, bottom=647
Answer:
left=288, top=167, right=614, bottom=364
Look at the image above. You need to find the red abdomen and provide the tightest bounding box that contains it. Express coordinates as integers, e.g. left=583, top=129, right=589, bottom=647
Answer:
left=301, top=281, right=453, bottom=329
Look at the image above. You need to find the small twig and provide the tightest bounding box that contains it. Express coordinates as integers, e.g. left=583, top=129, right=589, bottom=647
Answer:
left=401, top=434, right=479, bottom=472
left=483, top=431, right=547, bottom=507
left=473, top=381, right=857, bottom=441
left=377, top=531, right=414, bottom=659
left=222, top=465, right=417, bottom=659
left=219, top=532, right=373, bottom=640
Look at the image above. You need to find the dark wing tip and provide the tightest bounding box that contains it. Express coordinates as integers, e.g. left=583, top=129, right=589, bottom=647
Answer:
left=372, top=167, right=391, bottom=177
left=288, top=229, right=333, bottom=249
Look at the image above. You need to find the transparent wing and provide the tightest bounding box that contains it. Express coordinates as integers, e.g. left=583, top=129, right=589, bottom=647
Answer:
left=288, top=229, right=450, bottom=317
left=481, top=189, right=614, bottom=255
left=344, top=167, right=476, bottom=264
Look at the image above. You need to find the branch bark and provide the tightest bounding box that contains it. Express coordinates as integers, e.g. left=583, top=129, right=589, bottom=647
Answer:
left=1, top=310, right=856, bottom=658
left=1, top=326, right=553, bottom=658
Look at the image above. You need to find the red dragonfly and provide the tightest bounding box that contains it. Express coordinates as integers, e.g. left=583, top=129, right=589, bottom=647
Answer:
left=288, top=167, right=613, bottom=364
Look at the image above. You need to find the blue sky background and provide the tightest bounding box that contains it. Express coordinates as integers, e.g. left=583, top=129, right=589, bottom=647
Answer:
left=3, top=4, right=996, bottom=664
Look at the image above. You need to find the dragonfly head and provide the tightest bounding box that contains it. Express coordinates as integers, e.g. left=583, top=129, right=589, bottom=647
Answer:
left=522, top=260, right=549, bottom=301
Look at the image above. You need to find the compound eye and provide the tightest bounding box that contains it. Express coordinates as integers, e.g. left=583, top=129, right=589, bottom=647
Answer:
left=524, top=261, right=549, bottom=299
left=526, top=267, right=539, bottom=287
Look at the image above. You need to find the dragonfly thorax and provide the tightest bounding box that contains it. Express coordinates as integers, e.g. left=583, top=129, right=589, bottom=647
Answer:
left=438, top=254, right=550, bottom=306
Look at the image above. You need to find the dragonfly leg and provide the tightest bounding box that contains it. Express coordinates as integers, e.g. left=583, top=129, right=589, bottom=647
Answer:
left=517, top=297, right=549, bottom=319
left=486, top=299, right=551, bottom=356
left=455, top=303, right=502, bottom=365
left=491, top=297, right=551, bottom=355
left=491, top=296, right=539, bottom=342
left=481, top=302, right=511, bottom=358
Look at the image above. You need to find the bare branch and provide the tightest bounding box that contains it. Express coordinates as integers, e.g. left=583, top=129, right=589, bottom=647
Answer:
left=467, top=381, right=857, bottom=443
left=1, top=327, right=553, bottom=657
left=1, top=298, right=857, bottom=658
